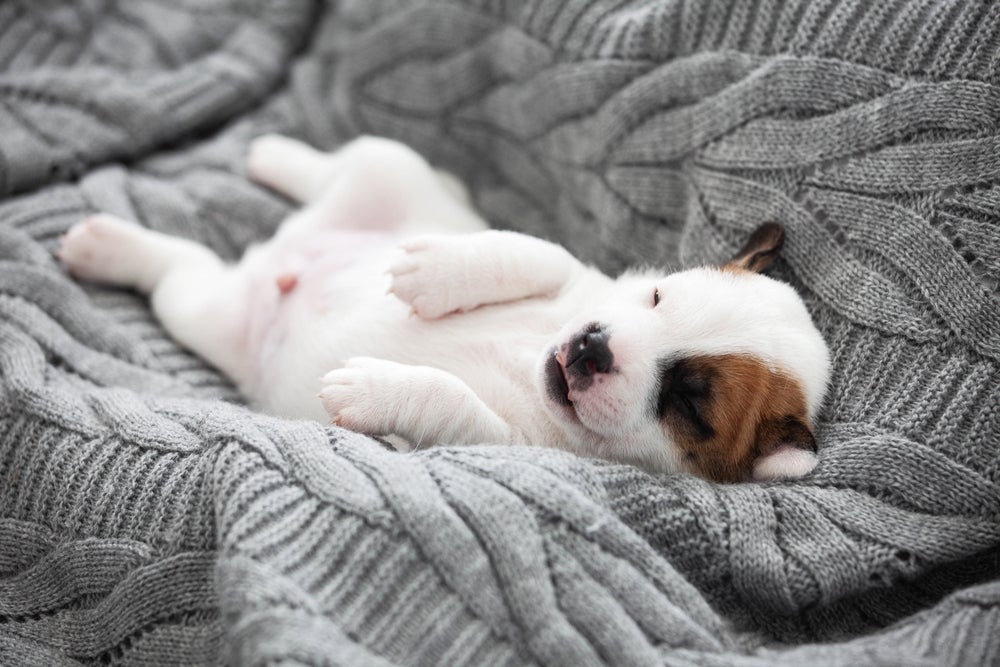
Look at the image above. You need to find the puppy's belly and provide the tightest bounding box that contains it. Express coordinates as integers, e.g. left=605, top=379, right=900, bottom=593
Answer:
left=241, top=230, right=403, bottom=400
left=248, top=274, right=566, bottom=428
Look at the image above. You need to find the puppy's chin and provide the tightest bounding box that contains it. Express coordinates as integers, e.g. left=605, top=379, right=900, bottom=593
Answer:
left=536, top=350, right=685, bottom=473
left=538, top=346, right=628, bottom=441
left=537, top=345, right=633, bottom=436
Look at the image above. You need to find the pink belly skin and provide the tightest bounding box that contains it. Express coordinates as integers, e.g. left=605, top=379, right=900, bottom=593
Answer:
left=243, top=229, right=399, bottom=385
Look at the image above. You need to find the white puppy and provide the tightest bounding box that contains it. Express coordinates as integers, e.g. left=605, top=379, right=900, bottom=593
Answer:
left=59, top=136, right=830, bottom=483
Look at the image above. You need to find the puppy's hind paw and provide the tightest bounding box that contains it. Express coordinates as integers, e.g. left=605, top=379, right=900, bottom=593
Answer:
left=58, top=214, right=145, bottom=286
left=246, top=134, right=335, bottom=203
left=246, top=134, right=297, bottom=184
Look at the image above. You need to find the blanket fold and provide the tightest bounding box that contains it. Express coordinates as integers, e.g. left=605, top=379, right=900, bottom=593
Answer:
left=1, top=1, right=998, bottom=665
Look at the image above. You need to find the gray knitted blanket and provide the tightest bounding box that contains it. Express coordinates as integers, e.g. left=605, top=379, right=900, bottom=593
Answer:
left=2, top=1, right=999, bottom=664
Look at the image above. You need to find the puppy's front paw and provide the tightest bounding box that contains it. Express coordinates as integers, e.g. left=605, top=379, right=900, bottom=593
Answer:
left=388, top=236, right=478, bottom=319
left=319, top=357, right=404, bottom=435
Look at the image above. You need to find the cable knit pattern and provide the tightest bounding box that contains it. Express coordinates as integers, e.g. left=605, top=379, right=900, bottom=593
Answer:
left=1, top=0, right=999, bottom=664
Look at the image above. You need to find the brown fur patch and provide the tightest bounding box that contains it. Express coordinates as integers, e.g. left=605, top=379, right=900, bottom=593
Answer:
left=660, top=354, right=813, bottom=483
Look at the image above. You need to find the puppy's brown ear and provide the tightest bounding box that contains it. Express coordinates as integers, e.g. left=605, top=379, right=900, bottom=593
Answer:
left=725, top=223, right=785, bottom=273
left=750, top=415, right=818, bottom=481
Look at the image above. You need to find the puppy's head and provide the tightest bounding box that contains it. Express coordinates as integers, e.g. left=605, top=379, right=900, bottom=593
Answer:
left=538, top=223, right=830, bottom=483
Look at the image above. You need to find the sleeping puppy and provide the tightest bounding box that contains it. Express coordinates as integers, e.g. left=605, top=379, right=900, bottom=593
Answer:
left=59, top=135, right=830, bottom=483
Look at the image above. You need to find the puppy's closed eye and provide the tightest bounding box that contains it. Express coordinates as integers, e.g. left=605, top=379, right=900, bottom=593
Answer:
left=655, top=358, right=715, bottom=441
left=654, top=354, right=817, bottom=483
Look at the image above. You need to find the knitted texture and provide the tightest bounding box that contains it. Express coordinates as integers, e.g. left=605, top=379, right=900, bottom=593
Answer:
left=2, top=0, right=999, bottom=664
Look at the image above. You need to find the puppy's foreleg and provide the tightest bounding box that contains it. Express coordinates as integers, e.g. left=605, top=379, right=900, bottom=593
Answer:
left=319, top=357, right=519, bottom=449
left=59, top=214, right=254, bottom=386
left=389, top=230, right=585, bottom=319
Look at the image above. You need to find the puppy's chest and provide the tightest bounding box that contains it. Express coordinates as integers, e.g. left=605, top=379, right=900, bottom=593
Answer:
left=256, top=249, right=562, bottom=379
left=452, top=339, right=559, bottom=440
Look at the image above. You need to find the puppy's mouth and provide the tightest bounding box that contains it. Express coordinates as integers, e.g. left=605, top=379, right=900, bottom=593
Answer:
left=544, top=349, right=574, bottom=410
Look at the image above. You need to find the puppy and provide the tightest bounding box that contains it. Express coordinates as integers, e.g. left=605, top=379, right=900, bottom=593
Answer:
left=59, top=135, right=830, bottom=483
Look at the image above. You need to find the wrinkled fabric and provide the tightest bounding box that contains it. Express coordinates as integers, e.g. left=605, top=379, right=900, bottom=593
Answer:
left=1, top=1, right=998, bottom=665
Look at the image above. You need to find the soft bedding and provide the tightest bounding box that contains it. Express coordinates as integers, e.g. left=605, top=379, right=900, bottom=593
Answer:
left=1, top=1, right=998, bottom=665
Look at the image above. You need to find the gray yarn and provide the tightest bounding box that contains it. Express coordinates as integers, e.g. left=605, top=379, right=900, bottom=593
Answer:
left=1, top=0, right=999, bottom=665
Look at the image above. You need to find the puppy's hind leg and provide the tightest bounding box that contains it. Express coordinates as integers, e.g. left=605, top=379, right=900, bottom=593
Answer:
left=246, top=135, right=342, bottom=205
left=249, top=135, right=487, bottom=247
left=60, top=214, right=254, bottom=387
left=247, top=134, right=447, bottom=210
left=59, top=214, right=219, bottom=293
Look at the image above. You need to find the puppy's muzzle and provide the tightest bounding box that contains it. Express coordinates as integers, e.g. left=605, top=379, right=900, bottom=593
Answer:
left=566, top=323, right=613, bottom=377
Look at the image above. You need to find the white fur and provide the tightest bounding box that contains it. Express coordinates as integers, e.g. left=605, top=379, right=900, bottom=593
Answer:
left=753, top=447, right=820, bottom=481
left=59, top=135, right=831, bottom=479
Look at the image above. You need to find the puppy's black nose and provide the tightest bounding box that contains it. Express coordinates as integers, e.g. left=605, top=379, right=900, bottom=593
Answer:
left=566, top=324, right=613, bottom=377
